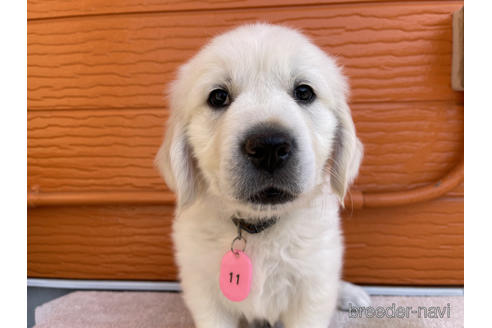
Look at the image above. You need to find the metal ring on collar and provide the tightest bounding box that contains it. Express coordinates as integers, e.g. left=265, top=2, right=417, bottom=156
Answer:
left=230, top=236, right=247, bottom=254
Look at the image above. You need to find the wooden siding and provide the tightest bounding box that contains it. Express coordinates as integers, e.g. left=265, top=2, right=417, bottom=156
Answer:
left=28, top=197, right=463, bottom=285
left=27, top=0, right=464, bottom=285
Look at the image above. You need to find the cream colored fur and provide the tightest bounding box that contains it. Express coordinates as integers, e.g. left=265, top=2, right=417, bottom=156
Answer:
left=155, top=23, right=370, bottom=328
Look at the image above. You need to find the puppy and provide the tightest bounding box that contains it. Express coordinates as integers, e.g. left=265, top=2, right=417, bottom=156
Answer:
left=156, top=23, right=370, bottom=328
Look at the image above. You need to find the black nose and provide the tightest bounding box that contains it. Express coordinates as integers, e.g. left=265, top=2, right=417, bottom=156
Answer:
left=243, top=130, right=293, bottom=173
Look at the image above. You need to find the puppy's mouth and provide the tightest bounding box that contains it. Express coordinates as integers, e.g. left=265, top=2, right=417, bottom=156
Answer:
left=248, top=187, right=295, bottom=205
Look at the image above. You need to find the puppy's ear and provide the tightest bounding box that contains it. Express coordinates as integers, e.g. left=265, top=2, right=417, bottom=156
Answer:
left=155, top=114, right=198, bottom=208
left=330, top=101, right=363, bottom=205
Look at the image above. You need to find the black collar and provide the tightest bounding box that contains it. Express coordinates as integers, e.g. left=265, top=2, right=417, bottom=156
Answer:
left=232, top=216, right=278, bottom=234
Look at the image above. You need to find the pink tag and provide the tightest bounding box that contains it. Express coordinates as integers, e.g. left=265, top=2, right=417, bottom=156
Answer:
left=219, top=250, right=252, bottom=302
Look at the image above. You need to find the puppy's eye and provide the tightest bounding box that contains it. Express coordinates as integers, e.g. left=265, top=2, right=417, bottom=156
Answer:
left=207, top=89, right=230, bottom=109
left=293, top=84, right=316, bottom=104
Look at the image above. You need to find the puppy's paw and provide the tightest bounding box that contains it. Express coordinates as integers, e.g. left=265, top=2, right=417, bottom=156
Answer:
left=337, top=281, right=371, bottom=311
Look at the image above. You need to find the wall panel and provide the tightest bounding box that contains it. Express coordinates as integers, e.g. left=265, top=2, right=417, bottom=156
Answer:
left=27, top=0, right=464, bottom=285
left=28, top=198, right=463, bottom=285
left=28, top=2, right=463, bottom=110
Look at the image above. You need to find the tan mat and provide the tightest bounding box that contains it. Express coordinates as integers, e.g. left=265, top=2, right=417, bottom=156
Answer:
left=34, top=291, right=463, bottom=328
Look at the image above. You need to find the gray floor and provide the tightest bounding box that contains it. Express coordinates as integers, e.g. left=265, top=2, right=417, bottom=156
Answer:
left=27, top=287, right=72, bottom=328
left=27, top=281, right=463, bottom=328
left=31, top=291, right=464, bottom=328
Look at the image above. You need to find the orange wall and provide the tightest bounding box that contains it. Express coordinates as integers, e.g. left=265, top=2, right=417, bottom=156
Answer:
left=27, top=0, right=464, bottom=285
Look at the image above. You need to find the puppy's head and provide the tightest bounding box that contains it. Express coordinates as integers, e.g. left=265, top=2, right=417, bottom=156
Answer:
left=156, top=23, right=362, bottom=213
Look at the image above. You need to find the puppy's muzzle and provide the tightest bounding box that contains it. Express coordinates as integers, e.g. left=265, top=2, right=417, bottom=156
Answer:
left=239, top=125, right=298, bottom=205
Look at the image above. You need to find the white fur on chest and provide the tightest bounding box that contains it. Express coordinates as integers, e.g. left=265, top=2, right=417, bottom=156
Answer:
left=173, top=191, right=343, bottom=324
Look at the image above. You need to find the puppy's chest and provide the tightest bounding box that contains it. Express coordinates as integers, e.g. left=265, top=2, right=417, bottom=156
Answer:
left=229, top=218, right=332, bottom=296
left=233, top=235, right=303, bottom=320
left=252, top=248, right=301, bottom=297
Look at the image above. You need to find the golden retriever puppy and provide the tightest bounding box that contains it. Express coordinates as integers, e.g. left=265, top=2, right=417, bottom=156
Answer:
left=156, top=23, right=370, bottom=328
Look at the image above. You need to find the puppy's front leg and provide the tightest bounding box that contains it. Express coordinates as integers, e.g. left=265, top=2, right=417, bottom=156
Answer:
left=181, top=280, right=238, bottom=328
left=280, top=284, right=338, bottom=328
left=337, top=280, right=371, bottom=311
